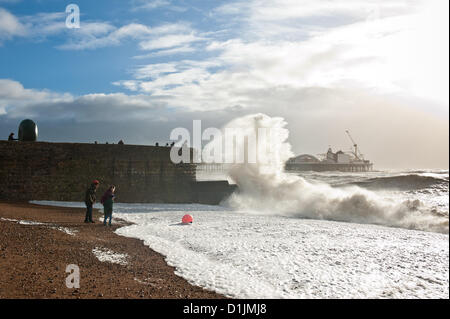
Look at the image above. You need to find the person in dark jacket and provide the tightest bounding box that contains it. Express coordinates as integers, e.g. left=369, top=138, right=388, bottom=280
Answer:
left=84, top=180, right=100, bottom=223
left=100, top=185, right=116, bottom=226
left=8, top=133, right=17, bottom=141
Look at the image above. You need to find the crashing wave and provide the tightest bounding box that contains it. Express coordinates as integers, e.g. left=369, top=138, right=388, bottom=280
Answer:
left=209, top=113, right=449, bottom=234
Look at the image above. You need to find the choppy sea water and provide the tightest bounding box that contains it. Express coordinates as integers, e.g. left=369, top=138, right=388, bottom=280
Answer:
left=198, top=169, right=449, bottom=214
left=34, top=169, right=449, bottom=299
left=296, top=169, right=449, bottom=217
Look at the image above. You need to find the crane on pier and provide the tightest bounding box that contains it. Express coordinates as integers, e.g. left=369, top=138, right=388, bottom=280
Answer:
left=345, top=130, right=364, bottom=160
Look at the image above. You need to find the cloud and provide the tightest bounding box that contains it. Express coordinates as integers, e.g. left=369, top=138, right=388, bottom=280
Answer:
left=132, top=63, right=179, bottom=80
left=0, top=79, right=168, bottom=122
left=139, top=33, right=204, bottom=50
left=0, top=79, right=73, bottom=116
left=0, top=7, right=198, bottom=52
left=1, top=78, right=448, bottom=168
left=111, top=0, right=448, bottom=114
left=1, top=1, right=448, bottom=168
left=116, top=60, right=222, bottom=96
left=0, top=9, right=119, bottom=48
left=214, top=0, right=416, bottom=25
left=133, top=45, right=196, bottom=58
left=57, top=21, right=200, bottom=51
left=0, top=78, right=72, bottom=102
left=131, top=0, right=171, bottom=11
left=0, top=7, right=27, bottom=42
left=131, top=0, right=187, bottom=12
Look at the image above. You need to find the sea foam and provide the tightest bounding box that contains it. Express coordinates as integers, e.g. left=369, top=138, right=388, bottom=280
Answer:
left=211, top=113, right=448, bottom=233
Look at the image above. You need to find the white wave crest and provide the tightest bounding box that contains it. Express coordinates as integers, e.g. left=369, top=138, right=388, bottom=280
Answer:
left=211, top=113, right=448, bottom=233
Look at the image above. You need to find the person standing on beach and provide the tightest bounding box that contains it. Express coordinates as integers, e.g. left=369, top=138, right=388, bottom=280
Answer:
left=100, top=185, right=116, bottom=226
left=84, top=180, right=100, bottom=223
left=8, top=133, right=17, bottom=141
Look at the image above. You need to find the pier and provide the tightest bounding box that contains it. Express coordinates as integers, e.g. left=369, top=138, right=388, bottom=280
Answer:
left=285, top=162, right=373, bottom=172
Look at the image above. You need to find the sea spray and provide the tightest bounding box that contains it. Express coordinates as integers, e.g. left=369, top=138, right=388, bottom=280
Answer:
left=212, top=113, right=449, bottom=233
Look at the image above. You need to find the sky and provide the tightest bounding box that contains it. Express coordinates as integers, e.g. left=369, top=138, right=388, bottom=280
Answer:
left=0, top=0, right=448, bottom=169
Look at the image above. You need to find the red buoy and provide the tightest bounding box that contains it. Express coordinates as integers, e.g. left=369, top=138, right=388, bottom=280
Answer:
left=182, top=214, right=193, bottom=224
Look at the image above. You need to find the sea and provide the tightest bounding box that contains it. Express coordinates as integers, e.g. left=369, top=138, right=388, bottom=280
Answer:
left=35, top=169, right=449, bottom=299
left=33, top=114, right=449, bottom=299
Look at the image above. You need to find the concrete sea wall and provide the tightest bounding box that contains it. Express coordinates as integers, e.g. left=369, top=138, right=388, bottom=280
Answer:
left=0, top=141, right=234, bottom=204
